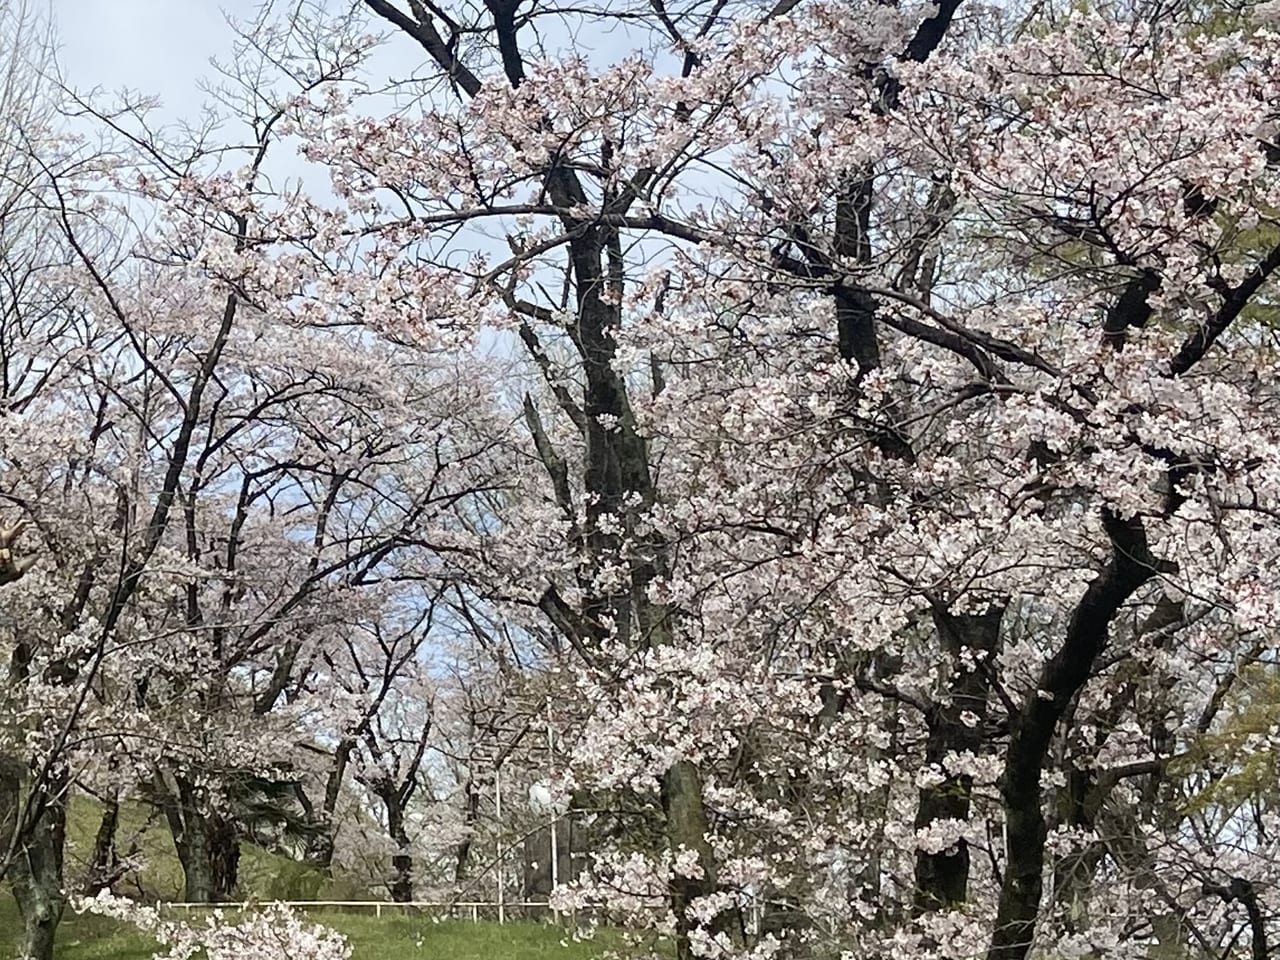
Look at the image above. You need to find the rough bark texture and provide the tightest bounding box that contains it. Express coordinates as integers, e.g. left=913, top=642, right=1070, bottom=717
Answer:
left=913, top=604, right=1004, bottom=912
left=380, top=788, right=414, bottom=903
left=662, top=760, right=726, bottom=960
left=158, top=774, right=239, bottom=903
left=8, top=775, right=67, bottom=960
left=986, top=513, right=1164, bottom=960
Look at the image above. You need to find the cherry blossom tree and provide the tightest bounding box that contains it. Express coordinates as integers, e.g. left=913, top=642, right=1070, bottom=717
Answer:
left=76, top=892, right=352, bottom=960
left=257, top=0, right=1280, bottom=958
left=0, top=9, right=508, bottom=958
left=11, top=0, right=1280, bottom=959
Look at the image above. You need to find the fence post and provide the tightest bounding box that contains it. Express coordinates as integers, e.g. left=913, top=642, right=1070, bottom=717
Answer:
left=472, top=904, right=478, bottom=922
left=376, top=903, right=382, bottom=919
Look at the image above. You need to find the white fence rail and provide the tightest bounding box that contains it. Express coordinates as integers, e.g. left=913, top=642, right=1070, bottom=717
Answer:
left=162, top=900, right=570, bottom=922
left=161, top=898, right=767, bottom=930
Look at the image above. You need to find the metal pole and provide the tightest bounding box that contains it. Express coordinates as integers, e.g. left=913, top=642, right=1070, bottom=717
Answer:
left=496, top=764, right=505, bottom=924
left=548, top=703, right=558, bottom=909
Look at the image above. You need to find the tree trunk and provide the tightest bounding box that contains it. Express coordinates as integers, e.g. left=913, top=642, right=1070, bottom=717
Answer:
left=662, top=760, right=730, bottom=960
left=158, top=773, right=239, bottom=903
left=2, top=628, right=68, bottom=960
left=380, top=787, right=413, bottom=903
left=167, top=812, right=213, bottom=903
left=80, top=798, right=121, bottom=897
left=8, top=774, right=67, bottom=960
left=834, top=178, right=880, bottom=374
left=206, top=812, right=239, bottom=899
left=453, top=778, right=480, bottom=883
left=986, top=513, right=1161, bottom=960
left=303, top=831, right=335, bottom=872
left=301, top=741, right=352, bottom=872
left=170, top=811, right=238, bottom=903
left=913, top=604, right=1004, bottom=913
left=389, top=849, right=413, bottom=903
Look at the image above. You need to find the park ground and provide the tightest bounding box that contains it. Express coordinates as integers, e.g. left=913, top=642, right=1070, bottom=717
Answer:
left=0, top=900, right=628, bottom=960
left=1, top=797, right=633, bottom=959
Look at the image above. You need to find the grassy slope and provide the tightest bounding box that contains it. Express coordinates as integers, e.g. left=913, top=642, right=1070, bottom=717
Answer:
left=4, top=797, right=635, bottom=959
left=60, top=794, right=369, bottom=903
left=1, top=899, right=623, bottom=960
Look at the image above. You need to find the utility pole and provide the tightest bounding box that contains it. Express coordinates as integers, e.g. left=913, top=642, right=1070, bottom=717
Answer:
left=495, top=763, right=504, bottom=924
left=547, top=701, right=558, bottom=910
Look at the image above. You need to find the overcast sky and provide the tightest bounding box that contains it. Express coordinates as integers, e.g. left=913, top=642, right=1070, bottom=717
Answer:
left=51, top=0, right=643, bottom=115
left=47, top=1, right=437, bottom=197
left=53, top=1, right=257, bottom=117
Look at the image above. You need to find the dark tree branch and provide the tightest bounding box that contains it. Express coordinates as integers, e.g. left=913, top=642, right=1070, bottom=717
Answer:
left=1103, top=269, right=1160, bottom=351
left=1203, top=878, right=1269, bottom=960
left=987, top=511, right=1171, bottom=960
left=362, top=0, right=482, bottom=96
left=1170, top=241, right=1280, bottom=375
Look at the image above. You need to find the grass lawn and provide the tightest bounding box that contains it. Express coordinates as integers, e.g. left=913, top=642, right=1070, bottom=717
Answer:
left=1, top=899, right=632, bottom=960
left=3, top=796, right=646, bottom=958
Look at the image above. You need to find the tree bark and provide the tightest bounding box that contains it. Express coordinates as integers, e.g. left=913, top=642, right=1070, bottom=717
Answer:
left=358, top=5, right=729, bottom=953
left=454, top=777, right=480, bottom=883
left=1203, top=878, right=1267, bottom=960
left=986, top=513, right=1164, bottom=960
left=8, top=774, right=67, bottom=960
left=377, top=783, right=414, bottom=903
left=80, top=798, right=121, bottom=897
left=158, top=773, right=239, bottom=903
left=1, top=637, right=68, bottom=960
left=298, top=740, right=353, bottom=872
left=913, top=603, right=1004, bottom=913
left=662, top=759, right=727, bottom=960
left=834, top=179, right=880, bottom=375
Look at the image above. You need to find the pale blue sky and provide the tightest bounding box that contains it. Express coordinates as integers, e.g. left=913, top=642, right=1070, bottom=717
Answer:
left=54, top=1, right=248, bottom=113
left=51, top=0, right=662, bottom=111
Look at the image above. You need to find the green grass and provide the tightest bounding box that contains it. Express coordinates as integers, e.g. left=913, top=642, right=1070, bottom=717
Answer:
left=1, top=898, right=630, bottom=959
left=4, top=795, right=644, bottom=958
left=59, top=795, right=369, bottom=903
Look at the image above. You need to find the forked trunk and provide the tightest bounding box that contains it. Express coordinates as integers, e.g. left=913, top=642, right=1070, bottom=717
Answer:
left=8, top=774, right=67, bottom=960
left=158, top=773, right=239, bottom=903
